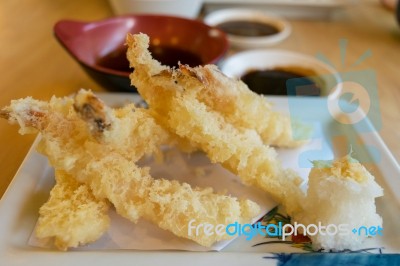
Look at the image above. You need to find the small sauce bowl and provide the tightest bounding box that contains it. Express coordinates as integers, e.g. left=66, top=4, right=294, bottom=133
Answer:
left=221, top=49, right=342, bottom=98
left=204, top=8, right=291, bottom=49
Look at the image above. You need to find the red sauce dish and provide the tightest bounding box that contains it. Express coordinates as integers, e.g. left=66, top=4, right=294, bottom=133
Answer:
left=54, top=15, right=228, bottom=92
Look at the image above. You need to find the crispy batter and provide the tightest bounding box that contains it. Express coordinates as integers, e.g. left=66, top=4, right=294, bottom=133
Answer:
left=2, top=96, right=111, bottom=249
left=127, top=34, right=305, bottom=216
left=1, top=33, right=382, bottom=251
left=73, top=91, right=112, bottom=138
left=126, top=34, right=384, bottom=251
left=126, top=33, right=308, bottom=147
left=36, top=170, right=110, bottom=251
left=2, top=91, right=260, bottom=248
left=1, top=34, right=383, bottom=251
left=178, top=64, right=311, bottom=147
left=73, top=89, right=171, bottom=162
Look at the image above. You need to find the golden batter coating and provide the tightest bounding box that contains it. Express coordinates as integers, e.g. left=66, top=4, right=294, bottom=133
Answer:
left=126, top=33, right=308, bottom=148
left=0, top=33, right=384, bottom=252
left=1, top=91, right=260, bottom=248
left=127, top=34, right=305, bottom=216
left=36, top=170, right=110, bottom=251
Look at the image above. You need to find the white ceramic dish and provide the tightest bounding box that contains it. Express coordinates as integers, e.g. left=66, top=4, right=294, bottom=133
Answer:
left=108, top=0, right=203, bottom=18
left=0, top=93, right=399, bottom=265
left=203, top=0, right=359, bottom=20
left=204, top=8, right=291, bottom=49
left=221, top=49, right=342, bottom=97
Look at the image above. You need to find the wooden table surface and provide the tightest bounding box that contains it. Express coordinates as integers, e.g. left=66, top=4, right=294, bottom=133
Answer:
left=0, top=0, right=399, bottom=199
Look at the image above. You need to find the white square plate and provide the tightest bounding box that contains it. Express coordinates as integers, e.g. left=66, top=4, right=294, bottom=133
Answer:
left=0, top=93, right=399, bottom=266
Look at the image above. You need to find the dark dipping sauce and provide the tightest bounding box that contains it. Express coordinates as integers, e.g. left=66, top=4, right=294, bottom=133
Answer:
left=216, top=20, right=280, bottom=37
left=96, top=45, right=203, bottom=72
left=241, top=68, right=321, bottom=96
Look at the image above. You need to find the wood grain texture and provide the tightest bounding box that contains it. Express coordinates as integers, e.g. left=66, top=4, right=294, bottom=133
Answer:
left=0, top=0, right=399, bottom=198
left=0, top=0, right=112, bottom=198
